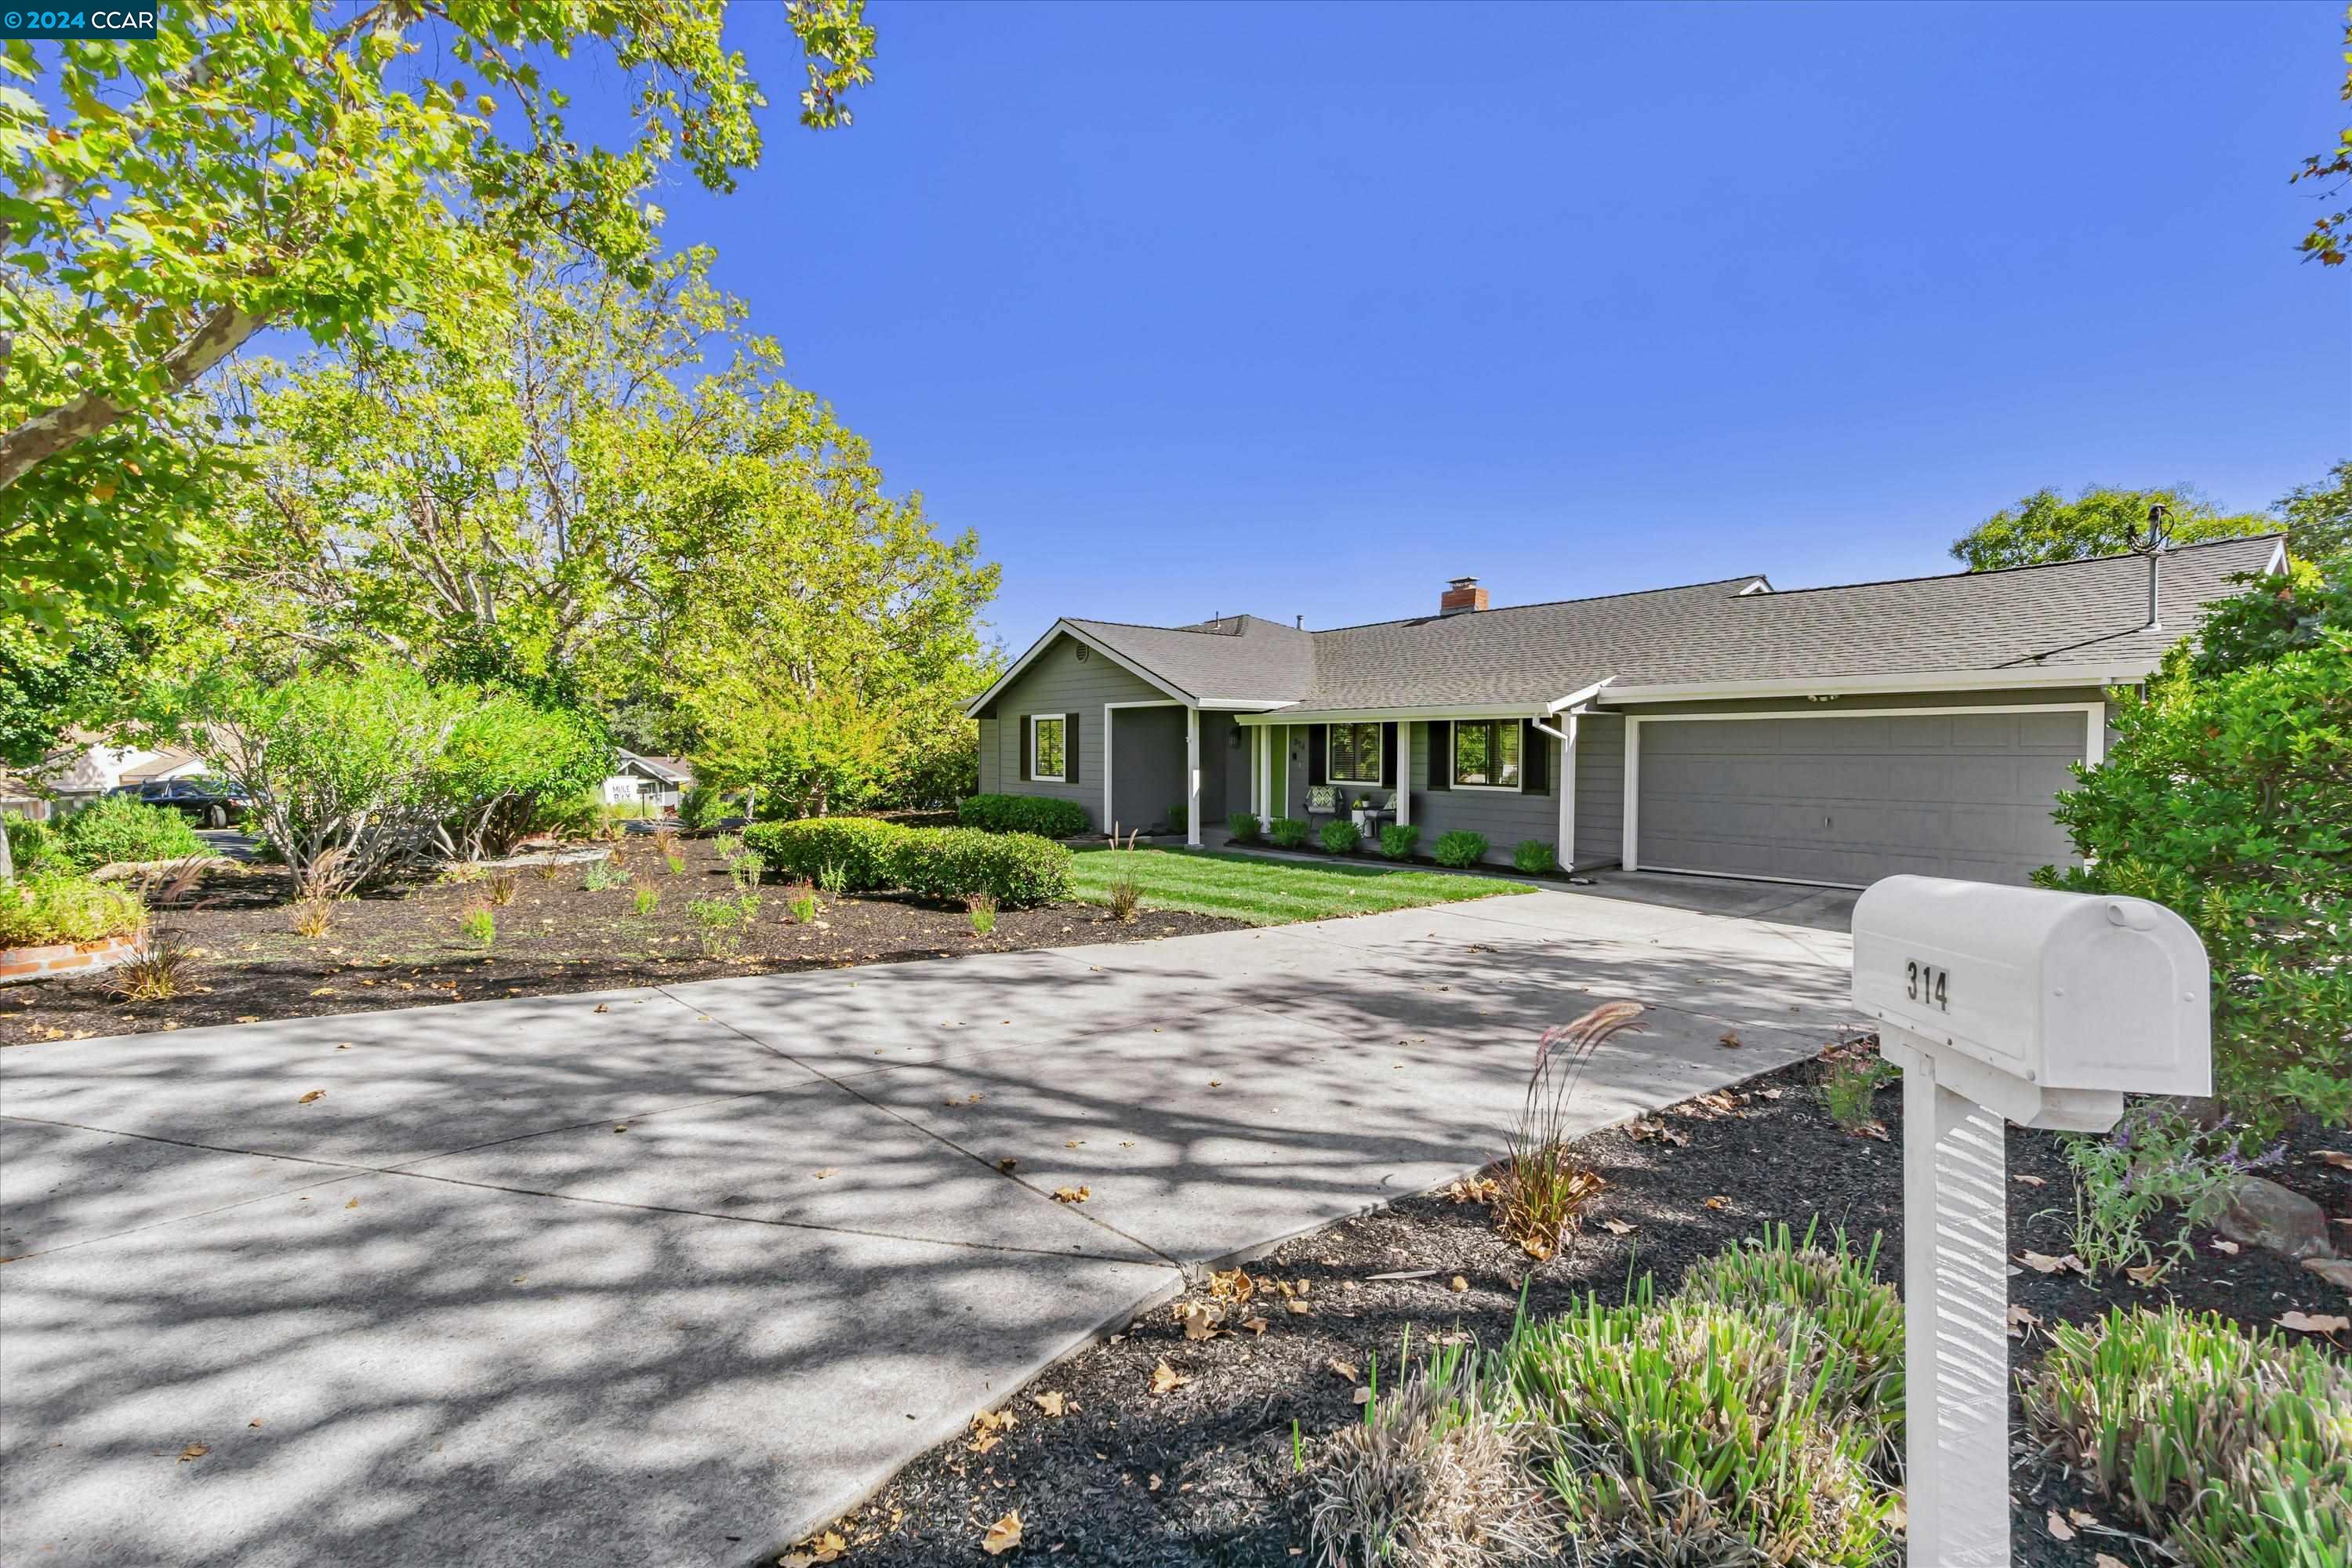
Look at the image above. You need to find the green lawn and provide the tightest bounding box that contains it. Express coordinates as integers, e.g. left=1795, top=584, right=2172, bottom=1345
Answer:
left=1067, top=846, right=1535, bottom=926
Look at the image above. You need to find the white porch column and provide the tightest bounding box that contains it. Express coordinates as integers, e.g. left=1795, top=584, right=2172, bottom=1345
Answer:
left=1185, top=707, right=1203, bottom=847
left=1558, top=714, right=1577, bottom=869
left=1255, top=726, right=1272, bottom=828
left=1396, top=723, right=1410, bottom=828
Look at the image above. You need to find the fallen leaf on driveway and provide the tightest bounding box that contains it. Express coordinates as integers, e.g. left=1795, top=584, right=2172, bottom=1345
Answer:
left=983, top=1504, right=1021, bottom=1561
left=811, top=1168, right=838, bottom=1180
left=2046, top=1509, right=2074, bottom=1541
left=247, top=1418, right=263, bottom=1429
left=179, top=1443, right=209, bottom=1461
left=996, top=1157, right=1018, bottom=1172
left=307, top=987, right=335, bottom=997
left=343, top=1199, right=358, bottom=1210
left=593, top=1004, right=609, bottom=1014
left=1601, top=1218, right=1638, bottom=1236
left=1052, top=1185, right=1091, bottom=1204
left=1719, top=1031, right=1742, bottom=1049
left=1033, top=1391, right=1067, bottom=1417
left=2280, top=1311, right=2350, bottom=1335
left=296, top=1090, right=324, bottom=1105
left=1150, top=1361, right=1188, bottom=1396
left=236, top=1014, right=260, bottom=1023
left=1327, top=1358, right=1359, bottom=1382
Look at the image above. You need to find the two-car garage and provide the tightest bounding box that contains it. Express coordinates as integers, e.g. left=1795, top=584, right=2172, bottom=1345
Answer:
left=1621, top=705, right=2099, bottom=889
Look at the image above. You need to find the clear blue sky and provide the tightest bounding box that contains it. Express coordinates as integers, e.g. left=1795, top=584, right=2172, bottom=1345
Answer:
left=586, top=1, right=2350, bottom=644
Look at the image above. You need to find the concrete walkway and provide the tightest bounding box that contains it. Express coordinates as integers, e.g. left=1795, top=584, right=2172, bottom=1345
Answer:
left=0, top=880, right=1856, bottom=1567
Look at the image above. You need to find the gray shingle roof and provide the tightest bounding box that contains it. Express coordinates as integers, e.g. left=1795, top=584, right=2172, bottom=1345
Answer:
left=1050, top=535, right=2285, bottom=714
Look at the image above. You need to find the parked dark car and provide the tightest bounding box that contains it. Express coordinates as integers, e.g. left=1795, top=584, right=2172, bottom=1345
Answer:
left=108, top=775, right=252, bottom=829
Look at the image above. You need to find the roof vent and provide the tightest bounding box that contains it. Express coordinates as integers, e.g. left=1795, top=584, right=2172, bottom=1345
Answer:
left=1439, top=576, right=1489, bottom=616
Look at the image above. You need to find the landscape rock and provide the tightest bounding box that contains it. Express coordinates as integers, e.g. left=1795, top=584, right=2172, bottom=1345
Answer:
left=2218, top=1176, right=2335, bottom=1261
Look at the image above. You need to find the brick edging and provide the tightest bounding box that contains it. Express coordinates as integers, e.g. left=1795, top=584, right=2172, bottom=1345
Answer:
left=0, top=930, right=146, bottom=986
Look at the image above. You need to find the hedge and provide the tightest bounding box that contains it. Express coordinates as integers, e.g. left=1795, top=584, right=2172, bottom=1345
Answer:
left=958, top=793, right=1089, bottom=839
left=887, top=828, right=1072, bottom=906
left=1433, top=829, right=1490, bottom=868
left=745, top=818, right=1073, bottom=906
left=0, top=874, right=147, bottom=947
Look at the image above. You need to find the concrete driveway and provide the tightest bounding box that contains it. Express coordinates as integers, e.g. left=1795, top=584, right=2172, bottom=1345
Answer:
left=0, top=877, right=1855, bottom=1567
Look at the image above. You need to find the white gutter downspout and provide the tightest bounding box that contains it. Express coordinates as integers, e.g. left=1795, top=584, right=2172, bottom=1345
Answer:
left=1544, top=677, right=1615, bottom=717
left=1530, top=714, right=1577, bottom=872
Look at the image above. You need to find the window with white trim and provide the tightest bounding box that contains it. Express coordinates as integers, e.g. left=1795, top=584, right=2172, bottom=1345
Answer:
left=1452, top=719, right=1520, bottom=788
left=1032, top=716, right=1067, bottom=782
left=1328, top=721, right=1382, bottom=785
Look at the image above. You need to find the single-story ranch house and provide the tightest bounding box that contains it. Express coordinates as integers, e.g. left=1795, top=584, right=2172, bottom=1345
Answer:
left=966, top=534, right=2285, bottom=888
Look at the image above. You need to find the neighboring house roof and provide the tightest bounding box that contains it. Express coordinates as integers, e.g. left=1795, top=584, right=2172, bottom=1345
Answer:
left=615, top=753, right=694, bottom=785
left=977, top=534, right=2286, bottom=718
left=119, top=747, right=201, bottom=783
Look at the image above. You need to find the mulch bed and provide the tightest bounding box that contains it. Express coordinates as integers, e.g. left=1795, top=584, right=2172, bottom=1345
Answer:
left=0, top=837, right=1240, bottom=1046
left=794, top=1046, right=2350, bottom=1568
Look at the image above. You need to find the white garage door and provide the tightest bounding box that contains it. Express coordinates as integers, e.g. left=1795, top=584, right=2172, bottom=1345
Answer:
left=1632, top=710, right=2090, bottom=888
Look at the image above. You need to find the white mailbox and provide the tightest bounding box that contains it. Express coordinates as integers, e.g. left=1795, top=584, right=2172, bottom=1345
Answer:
left=1853, top=875, right=2209, bottom=1131
left=1849, top=876, right=2209, bottom=1568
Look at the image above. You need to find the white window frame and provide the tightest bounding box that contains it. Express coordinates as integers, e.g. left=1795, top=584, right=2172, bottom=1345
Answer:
left=1030, top=715, right=1069, bottom=783
left=1327, top=720, right=1383, bottom=786
left=1450, top=717, right=1523, bottom=792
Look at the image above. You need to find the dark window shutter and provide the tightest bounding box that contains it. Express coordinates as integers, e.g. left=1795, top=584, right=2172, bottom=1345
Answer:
left=1307, top=724, right=1327, bottom=786
left=1064, top=712, right=1081, bottom=785
left=1380, top=722, right=1397, bottom=788
left=1018, top=716, right=1032, bottom=781
left=1426, top=721, right=1451, bottom=790
left=1521, top=719, right=1548, bottom=793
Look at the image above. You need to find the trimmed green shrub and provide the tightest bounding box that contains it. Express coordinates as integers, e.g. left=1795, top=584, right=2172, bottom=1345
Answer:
left=56, top=793, right=205, bottom=869
left=743, top=818, right=913, bottom=891
left=0, top=873, right=146, bottom=947
left=429, top=694, right=612, bottom=858
left=1432, top=829, right=1488, bottom=868
left=746, top=818, right=1073, bottom=906
left=2022, top=1306, right=2350, bottom=1568
left=1377, top=822, right=1419, bottom=861
left=2038, top=628, right=2352, bottom=1130
left=678, top=784, right=725, bottom=833
left=1319, top=818, right=1361, bottom=854
left=1269, top=816, right=1311, bottom=849
left=884, top=826, right=1073, bottom=906
left=957, top=793, right=1089, bottom=838
left=1503, top=1287, right=1900, bottom=1566
left=4, top=811, right=68, bottom=875
left=1512, top=837, right=1557, bottom=874
left=1225, top=811, right=1260, bottom=844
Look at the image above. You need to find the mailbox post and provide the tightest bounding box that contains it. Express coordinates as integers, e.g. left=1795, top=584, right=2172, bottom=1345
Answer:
left=1850, top=876, right=2210, bottom=1568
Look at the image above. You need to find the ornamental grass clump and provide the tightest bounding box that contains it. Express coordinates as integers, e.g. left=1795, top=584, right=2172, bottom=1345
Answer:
left=966, top=889, right=998, bottom=936
left=1819, top=1052, right=1895, bottom=1133
left=110, top=927, right=194, bottom=1003
left=1308, top=1334, right=1555, bottom=1568
left=2021, top=1305, right=2351, bottom=1568
left=485, top=869, right=519, bottom=907
left=633, top=886, right=660, bottom=916
left=1502, top=1283, right=1903, bottom=1566
left=688, top=895, right=749, bottom=956
left=1495, top=1001, right=1644, bottom=1260
left=784, top=880, right=818, bottom=924
left=459, top=902, right=496, bottom=949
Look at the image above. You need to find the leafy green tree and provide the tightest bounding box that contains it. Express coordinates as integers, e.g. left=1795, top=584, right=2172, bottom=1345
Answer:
left=427, top=691, right=612, bottom=859
left=0, top=0, right=875, bottom=626
left=2187, top=555, right=2352, bottom=681
left=2292, top=5, right=2352, bottom=266
left=2040, top=616, right=2351, bottom=1131
left=0, top=619, right=139, bottom=770
left=2275, top=459, right=2352, bottom=564
left=1948, top=485, right=2274, bottom=572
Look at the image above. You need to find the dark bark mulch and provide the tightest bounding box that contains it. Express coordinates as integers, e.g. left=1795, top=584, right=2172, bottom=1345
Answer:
left=0, top=837, right=1239, bottom=1046
left=792, top=1047, right=2349, bottom=1568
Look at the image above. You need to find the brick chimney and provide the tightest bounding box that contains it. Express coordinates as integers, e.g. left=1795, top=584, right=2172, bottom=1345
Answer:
left=1439, top=576, right=1488, bottom=615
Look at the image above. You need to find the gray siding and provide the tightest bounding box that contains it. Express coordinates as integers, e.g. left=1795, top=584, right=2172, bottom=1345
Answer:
left=977, top=717, right=1001, bottom=793
left=1406, top=721, right=1561, bottom=866
left=1110, top=704, right=1188, bottom=833
left=1572, top=714, right=1624, bottom=869
left=976, top=633, right=1176, bottom=830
